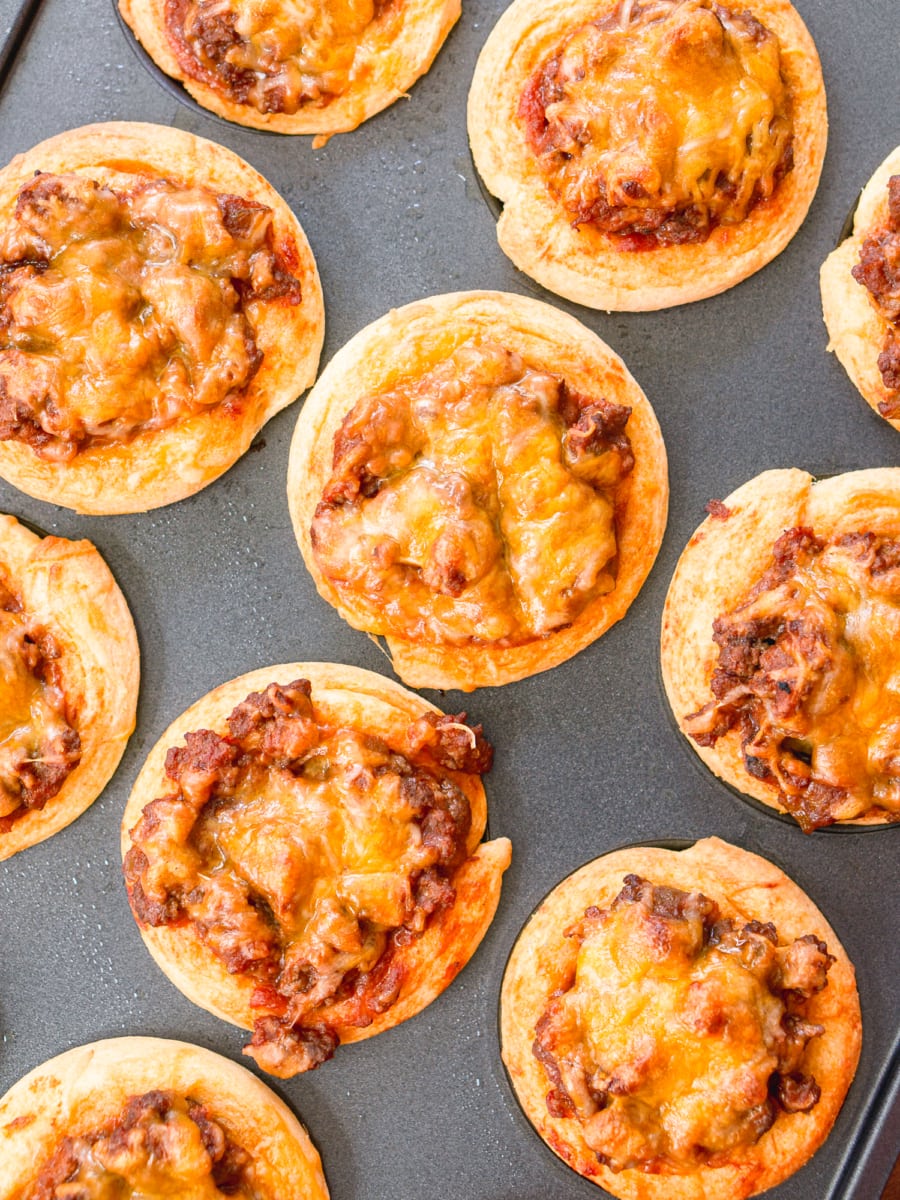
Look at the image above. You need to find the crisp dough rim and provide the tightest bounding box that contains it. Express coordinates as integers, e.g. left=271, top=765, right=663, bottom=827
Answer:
left=499, top=836, right=862, bottom=1200
left=121, top=661, right=511, bottom=1048
left=0, top=121, right=324, bottom=514
left=0, top=513, right=139, bottom=860
left=468, top=0, right=827, bottom=311
left=286, top=290, right=668, bottom=691
left=0, top=1036, right=329, bottom=1198
left=118, top=0, right=460, bottom=139
left=660, top=467, right=900, bottom=827
left=820, top=145, right=900, bottom=433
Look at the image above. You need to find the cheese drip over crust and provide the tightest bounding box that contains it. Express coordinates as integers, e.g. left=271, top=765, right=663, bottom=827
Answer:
left=310, top=340, right=634, bottom=646
left=685, top=527, right=900, bottom=829
left=518, top=0, right=794, bottom=246
left=0, top=171, right=301, bottom=461
left=18, top=1091, right=260, bottom=1200
left=533, top=875, right=832, bottom=1173
left=124, top=679, right=492, bottom=1077
left=0, top=576, right=80, bottom=830
left=166, top=0, right=384, bottom=113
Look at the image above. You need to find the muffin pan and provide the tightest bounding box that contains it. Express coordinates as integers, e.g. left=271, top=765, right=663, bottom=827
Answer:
left=0, top=1, right=897, bottom=1197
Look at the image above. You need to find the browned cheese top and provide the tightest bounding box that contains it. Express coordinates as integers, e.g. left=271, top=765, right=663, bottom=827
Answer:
left=166, top=0, right=388, bottom=113
left=852, top=175, right=900, bottom=415
left=533, top=876, right=833, bottom=1173
left=310, top=340, right=635, bottom=647
left=685, top=527, right=900, bottom=829
left=0, top=574, right=80, bottom=833
left=518, top=0, right=794, bottom=247
left=125, top=679, right=492, bottom=1077
left=20, top=1091, right=262, bottom=1200
left=0, top=172, right=301, bottom=461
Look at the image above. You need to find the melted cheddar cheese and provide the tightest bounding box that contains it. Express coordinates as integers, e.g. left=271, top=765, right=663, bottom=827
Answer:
left=742, top=538, right=900, bottom=815
left=20, top=1094, right=261, bottom=1200
left=311, top=341, right=630, bottom=646
left=522, top=0, right=792, bottom=241
left=126, top=680, right=481, bottom=1076
left=0, top=172, right=290, bottom=460
left=535, top=881, right=829, bottom=1172
left=191, top=727, right=440, bottom=1001
left=0, top=596, right=75, bottom=820
left=685, top=530, right=900, bottom=826
left=174, top=0, right=380, bottom=111
left=571, top=907, right=784, bottom=1163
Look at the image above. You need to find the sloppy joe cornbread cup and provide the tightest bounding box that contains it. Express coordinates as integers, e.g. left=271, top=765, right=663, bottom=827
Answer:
left=500, top=837, right=862, bottom=1200
left=0, top=513, right=138, bottom=861
left=821, top=146, right=900, bottom=432
left=122, top=662, right=511, bottom=1077
left=0, top=122, right=324, bottom=514
left=0, top=1037, right=329, bottom=1198
left=661, top=468, right=900, bottom=830
left=468, top=0, right=827, bottom=311
left=287, top=290, right=668, bottom=691
left=119, top=0, right=459, bottom=144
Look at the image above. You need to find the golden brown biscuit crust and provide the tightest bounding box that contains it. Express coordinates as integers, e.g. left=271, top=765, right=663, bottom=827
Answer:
left=660, top=467, right=900, bottom=826
left=0, top=513, right=138, bottom=860
left=821, top=145, right=900, bottom=432
left=287, top=290, right=668, bottom=691
left=0, top=122, right=323, bottom=514
left=121, top=662, right=511, bottom=1055
left=468, top=0, right=827, bottom=311
left=0, top=1037, right=329, bottom=1199
left=500, top=837, right=862, bottom=1200
left=118, top=0, right=460, bottom=142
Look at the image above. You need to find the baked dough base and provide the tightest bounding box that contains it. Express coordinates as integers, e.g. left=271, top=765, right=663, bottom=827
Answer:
left=118, top=0, right=460, bottom=141
left=500, top=837, right=862, bottom=1200
left=468, top=0, right=827, bottom=311
left=0, top=1037, right=329, bottom=1198
left=820, top=145, right=900, bottom=433
left=287, top=290, right=668, bottom=690
left=121, top=662, right=511, bottom=1048
left=0, top=513, right=138, bottom=860
left=660, top=467, right=900, bottom=826
left=0, top=122, right=324, bottom=513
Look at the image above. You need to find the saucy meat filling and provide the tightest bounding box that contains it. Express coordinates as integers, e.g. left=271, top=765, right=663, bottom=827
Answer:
left=0, top=171, right=301, bottom=461
left=0, top=574, right=80, bottom=833
left=519, top=0, right=794, bottom=248
left=533, top=875, right=832, bottom=1173
left=21, top=1090, right=260, bottom=1200
left=311, top=340, right=634, bottom=646
left=852, top=175, right=900, bottom=416
left=685, top=527, right=900, bottom=830
left=166, top=0, right=388, bottom=113
left=125, top=679, right=492, bottom=1077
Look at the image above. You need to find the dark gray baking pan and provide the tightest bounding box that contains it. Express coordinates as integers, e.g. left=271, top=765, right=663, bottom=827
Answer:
left=0, top=1, right=897, bottom=1198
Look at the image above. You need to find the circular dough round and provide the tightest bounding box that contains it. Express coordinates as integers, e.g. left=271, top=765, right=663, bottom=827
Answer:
left=121, top=661, right=511, bottom=1069
left=468, top=0, right=827, bottom=311
left=287, top=290, right=668, bottom=691
left=500, top=837, right=862, bottom=1199
left=0, top=513, right=138, bottom=860
left=118, top=0, right=460, bottom=142
left=0, top=1037, right=328, bottom=1198
left=661, top=467, right=900, bottom=828
left=0, top=121, right=324, bottom=513
left=821, top=145, right=900, bottom=432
